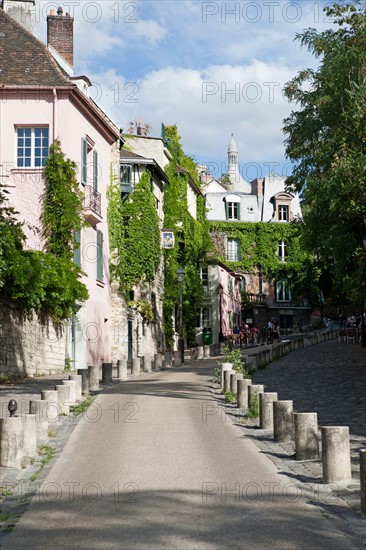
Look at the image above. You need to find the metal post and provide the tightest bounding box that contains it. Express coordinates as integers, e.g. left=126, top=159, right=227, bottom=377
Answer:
left=178, top=279, right=184, bottom=363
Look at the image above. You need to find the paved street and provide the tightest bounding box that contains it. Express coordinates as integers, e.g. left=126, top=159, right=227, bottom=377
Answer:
left=1, top=348, right=365, bottom=550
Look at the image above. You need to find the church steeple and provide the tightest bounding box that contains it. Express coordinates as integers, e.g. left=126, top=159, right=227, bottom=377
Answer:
left=226, top=134, right=251, bottom=193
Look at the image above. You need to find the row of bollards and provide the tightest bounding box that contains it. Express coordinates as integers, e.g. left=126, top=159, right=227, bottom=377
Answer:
left=220, top=361, right=365, bottom=515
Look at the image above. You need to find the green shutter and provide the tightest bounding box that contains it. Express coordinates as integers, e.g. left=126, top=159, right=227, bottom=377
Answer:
left=237, top=202, right=241, bottom=220
left=81, top=138, right=87, bottom=185
left=73, top=231, right=81, bottom=267
left=93, top=150, right=98, bottom=191
left=97, top=230, right=103, bottom=282
left=225, top=201, right=229, bottom=220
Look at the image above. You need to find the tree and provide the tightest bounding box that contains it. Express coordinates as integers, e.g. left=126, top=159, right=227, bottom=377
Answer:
left=283, top=2, right=366, bottom=303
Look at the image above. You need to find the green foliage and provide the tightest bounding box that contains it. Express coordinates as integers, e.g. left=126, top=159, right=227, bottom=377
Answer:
left=223, top=346, right=249, bottom=378
left=41, top=140, right=85, bottom=259
left=162, top=125, right=211, bottom=348
left=0, top=148, right=88, bottom=321
left=108, top=170, right=161, bottom=296
left=210, top=221, right=318, bottom=306
left=283, top=2, right=366, bottom=303
left=247, top=393, right=260, bottom=419
left=70, top=396, right=93, bottom=415
left=224, top=390, right=235, bottom=403
left=128, top=299, right=154, bottom=321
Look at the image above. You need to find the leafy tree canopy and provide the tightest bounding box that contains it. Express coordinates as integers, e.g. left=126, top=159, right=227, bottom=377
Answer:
left=283, top=1, right=366, bottom=302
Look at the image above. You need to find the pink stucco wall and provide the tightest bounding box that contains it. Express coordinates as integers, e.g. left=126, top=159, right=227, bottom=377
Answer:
left=0, top=89, right=116, bottom=367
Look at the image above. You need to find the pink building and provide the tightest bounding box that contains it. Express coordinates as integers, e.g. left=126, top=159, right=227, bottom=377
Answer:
left=0, top=6, right=120, bottom=374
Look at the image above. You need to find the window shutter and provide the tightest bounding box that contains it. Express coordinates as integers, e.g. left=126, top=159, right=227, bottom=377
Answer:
left=73, top=231, right=81, bottom=267
left=93, top=150, right=98, bottom=191
left=225, top=201, right=229, bottom=220
left=81, top=138, right=87, bottom=185
left=237, top=202, right=241, bottom=220
left=97, top=230, right=104, bottom=282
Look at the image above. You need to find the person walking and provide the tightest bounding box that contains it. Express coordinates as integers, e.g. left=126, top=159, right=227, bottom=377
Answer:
left=272, top=320, right=280, bottom=346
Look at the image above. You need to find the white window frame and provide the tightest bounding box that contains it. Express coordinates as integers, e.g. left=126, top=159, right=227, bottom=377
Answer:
left=278, top=205, right=289, bottom=221
left=276, top=281, right=292, bottom=302
left=277, top=241, right=287, bottom=261
left=16, top=126, right=49, bottom=168
left=226, top=238, right=240, bottom=262
left=227, top=202, right=239, bottom=220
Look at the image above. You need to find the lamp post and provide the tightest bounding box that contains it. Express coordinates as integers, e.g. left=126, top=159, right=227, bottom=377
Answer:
left=217, top=283, right=224, bottom=343
left=362, top=236, right=366, bottom=347
left=176, top=266, right=185, bottom=363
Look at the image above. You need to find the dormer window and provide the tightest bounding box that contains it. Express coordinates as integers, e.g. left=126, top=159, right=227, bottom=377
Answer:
left=278, top=205, right=289, bottom=221
left=271, top=192, right=293, bottom=222
left=224, top=194, right=241, bottom=221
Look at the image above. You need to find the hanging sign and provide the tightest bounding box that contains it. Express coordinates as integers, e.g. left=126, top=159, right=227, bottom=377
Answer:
left=161, top=230, right=175, bottom=249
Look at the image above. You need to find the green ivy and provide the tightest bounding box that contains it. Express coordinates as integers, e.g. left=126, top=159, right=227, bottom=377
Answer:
left=41, top=140, right=85, bottom=260
left=107, top=170, right=161, bottom=296
left=0, top=141, right=88, bottom=322
left=162, top=125, right=211, bottom=348
left=210, top=220, right=318, bottom=306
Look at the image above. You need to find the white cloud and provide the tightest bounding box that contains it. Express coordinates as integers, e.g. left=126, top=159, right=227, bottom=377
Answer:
left=133, top=19, right=168, bottom=44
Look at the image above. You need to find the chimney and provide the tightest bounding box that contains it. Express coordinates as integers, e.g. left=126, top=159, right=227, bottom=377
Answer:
left=47, top=6, right=74, bottom=68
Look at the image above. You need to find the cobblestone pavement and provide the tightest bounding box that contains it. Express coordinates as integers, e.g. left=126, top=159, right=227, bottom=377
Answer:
left=226, top=339, right=366, bottom=543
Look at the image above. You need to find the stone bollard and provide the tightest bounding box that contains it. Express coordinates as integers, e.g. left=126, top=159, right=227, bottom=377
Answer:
left=273, top=401, right=294, bottom=442
left=69, top=374, right=83, bottom=402
left=231, top=373, right=243, bottom=396
left=117, top=356, right=128, bottom=381
left=197, top=346, right=204, bottom=360
left=132, top=357, right=141, bottom=376
left=62, top=380, right=77, bottom=405
left=224, top=370, right=235, bottom=394
left=321, top=426, right=352, bottom=483
left=155, top=353, right=163, bottom=370
left=41, top=390, right=60, bottom=422
left=203, top=345, right=210, bottom=358
left=88, top=365, right=100, bottom=391
left=55, top=384, right=71, bottom=415
left=29, top=400, right=49, bottom=442
left=78, top=368, right=89, bottom=396
left=260, top=392, right=278, bottom=430
left=143, top=355, right=152, bottom=373
left=248, top=384, right=264, bottom=407
left=210, top=344, right=220, bottom=357
left=360, top=449, right=366, bottom=516
left=220, top=362, right=233, bottom=388
left=174, top=350, right=182, bottom=367
left=237, top=378, right=252, bottom=410
left=23, top=414, right=37, bottom=460
left=163, top=352, right=173, bottom=369
left=294, top=412, right=320, bottom=460
left=102, top=363, right=113, bottom=383
left=0, top=417, right=24, bottom=468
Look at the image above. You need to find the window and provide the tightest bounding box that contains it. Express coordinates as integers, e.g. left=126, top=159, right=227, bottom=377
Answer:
left=276, top=281, right=291, bottom=301
left=240, top=278, right=246, bottom=293
left=201, top=307, right=211, bottom=327
left=277, top=241, right=287, bottom=261
left=120, top=164, right=132, bottom=184
left=226, top=202, right=240, bottom=220
left=17, top=127, right=49, bottom=167
left=81, top=137, right=98, bottom=188
left=96, top=230, right=103, bottom=282
left=278, top=205, right=289, bottom=221
left=226, top=238, right=240, bottom=262
left=228, top=277, right=233, bottom=294
left=201, top=267, right=208, bottom=292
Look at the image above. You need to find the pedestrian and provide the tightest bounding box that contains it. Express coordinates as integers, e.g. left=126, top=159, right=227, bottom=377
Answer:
left=267, top=319, right=273, bottom=342
left=272, top=320, right=280, bottom=346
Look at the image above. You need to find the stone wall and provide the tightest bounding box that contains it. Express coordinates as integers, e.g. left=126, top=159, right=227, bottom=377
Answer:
left=0, top=301, right=66, bottom=378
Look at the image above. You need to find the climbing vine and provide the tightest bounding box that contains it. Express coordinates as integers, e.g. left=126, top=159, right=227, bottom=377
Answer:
left=0, top=141, right=88, bottom=321
left=107, top=170, right=161, bottom=296
left=163, top=125, right=211, bottom=348
left=209, top=220, right=319, bottom=306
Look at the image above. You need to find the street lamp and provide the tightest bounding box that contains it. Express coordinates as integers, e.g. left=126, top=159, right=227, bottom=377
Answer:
left=217, top=283, right=224, bottom=343
left=176, top=266, right=185, bottom=363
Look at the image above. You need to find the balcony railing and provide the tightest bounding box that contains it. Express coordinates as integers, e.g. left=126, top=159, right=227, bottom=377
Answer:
left=84, top=185, right=102, bottom=224
left=242, top=293, right=267, bottom=305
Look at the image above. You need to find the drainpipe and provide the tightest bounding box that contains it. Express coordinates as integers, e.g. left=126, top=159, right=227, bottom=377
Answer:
left=52, top=88, right=57, bottom=141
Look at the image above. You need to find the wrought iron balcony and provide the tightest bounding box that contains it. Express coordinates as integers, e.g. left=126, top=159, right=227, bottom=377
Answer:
left=84, top=185, right=102, bottom=224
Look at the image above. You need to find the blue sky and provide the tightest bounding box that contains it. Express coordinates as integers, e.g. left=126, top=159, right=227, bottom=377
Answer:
left=35, top=1, right=337, bottom=179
